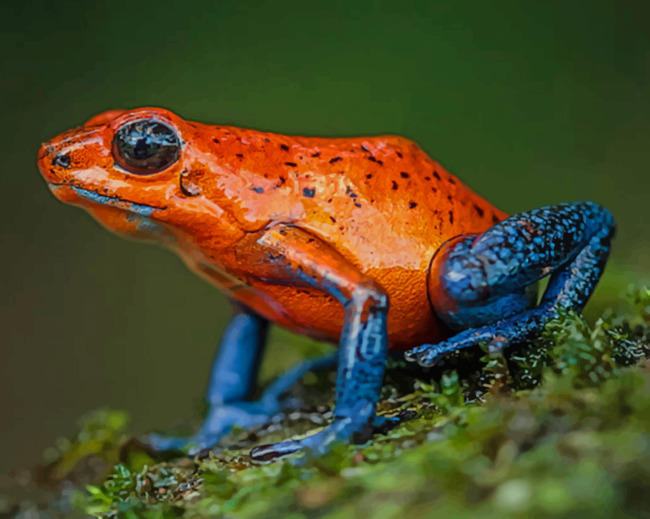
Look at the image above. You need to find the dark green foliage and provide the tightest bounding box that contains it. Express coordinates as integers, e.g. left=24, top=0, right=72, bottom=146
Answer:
left=4, top=287, right=650, bottom=518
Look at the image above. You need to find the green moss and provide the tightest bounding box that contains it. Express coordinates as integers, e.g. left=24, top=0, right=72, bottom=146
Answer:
left=5, top=286, right=650, bottom=518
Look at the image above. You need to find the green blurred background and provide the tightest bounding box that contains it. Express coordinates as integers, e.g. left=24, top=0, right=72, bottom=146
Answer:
left=1, top=0, right=648, bottom=473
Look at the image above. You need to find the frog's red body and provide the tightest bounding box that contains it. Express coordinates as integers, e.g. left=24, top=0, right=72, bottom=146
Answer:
left=39, top=108, right=506, bottom=349
left=38, top=107, right=612, bottom=460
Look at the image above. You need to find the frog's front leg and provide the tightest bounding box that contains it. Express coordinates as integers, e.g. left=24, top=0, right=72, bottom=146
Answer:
left=407, top=202, right=615, bottom=366
left=232, top=226, right=391, bottom=461
left=147, top=304, right=337, bottom=453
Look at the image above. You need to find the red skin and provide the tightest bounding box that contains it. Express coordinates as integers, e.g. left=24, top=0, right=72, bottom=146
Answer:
left=38, top=107, right=507, bottom=349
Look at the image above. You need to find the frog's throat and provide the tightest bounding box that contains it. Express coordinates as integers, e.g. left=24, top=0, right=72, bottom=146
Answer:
left=47, top=183, right=167, bottom=217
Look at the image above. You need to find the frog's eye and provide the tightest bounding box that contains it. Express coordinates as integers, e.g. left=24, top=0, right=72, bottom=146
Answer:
left=112, top=119, right=181, bottom=174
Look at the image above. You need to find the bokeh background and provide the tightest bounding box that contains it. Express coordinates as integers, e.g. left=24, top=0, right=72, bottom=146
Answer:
left=1, top=0, right=648, bottom=473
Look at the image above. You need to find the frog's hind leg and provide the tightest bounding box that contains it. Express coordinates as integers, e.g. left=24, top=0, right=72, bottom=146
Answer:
left=407, top=202, right=615, bottom=366
left=146, top=304, right=336, bottom=454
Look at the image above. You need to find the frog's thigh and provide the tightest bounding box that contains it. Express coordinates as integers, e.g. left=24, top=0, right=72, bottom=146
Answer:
left=410, top=202, right=615, bottom=366
left=234, top=225, right=378, bottom=300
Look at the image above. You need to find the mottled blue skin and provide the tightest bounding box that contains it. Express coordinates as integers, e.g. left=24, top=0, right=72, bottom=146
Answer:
left=148, top=201, right=614, bottom=460
left=408, top=202, right=615, bottom=365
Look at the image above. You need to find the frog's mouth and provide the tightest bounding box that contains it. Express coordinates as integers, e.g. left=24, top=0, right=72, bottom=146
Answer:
left=47, top=182, right=175, bottom=242
left=47, top=183, right=167, bottom=217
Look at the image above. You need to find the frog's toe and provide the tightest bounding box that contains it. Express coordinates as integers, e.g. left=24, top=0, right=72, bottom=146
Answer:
left=249, top=411, right=415, bottom=463
left=371, top=410, right=417, bottom=434
left=250, top=430, right=346, bottom=463
left=249, top=438, right=302, bottom=462
left=250, top=418, right=364, bottom=462
left=405, top=326, right=498, bottom=367
left=404, top=342, right=449, bottom=367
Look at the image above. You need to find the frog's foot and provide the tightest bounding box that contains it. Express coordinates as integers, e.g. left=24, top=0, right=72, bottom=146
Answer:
left=405, top=303, right=553, bottom=367
left=146, top=399, right=284, bottom=454
left=249, top=410, right=412, bottom=462
left=146, top=352, right=338, bottom=454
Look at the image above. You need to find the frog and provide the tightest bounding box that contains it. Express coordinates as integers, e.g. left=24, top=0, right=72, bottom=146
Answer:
left=37, top=107, right=615, bottom=460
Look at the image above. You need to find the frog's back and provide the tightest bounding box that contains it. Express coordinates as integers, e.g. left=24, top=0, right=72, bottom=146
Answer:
left=197, top=125, right=507, bottom=347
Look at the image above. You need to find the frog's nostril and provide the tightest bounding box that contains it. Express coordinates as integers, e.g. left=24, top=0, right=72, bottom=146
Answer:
left=53, top=152, right=71, bottom=169
left=37, top=143, right=52, bottom=160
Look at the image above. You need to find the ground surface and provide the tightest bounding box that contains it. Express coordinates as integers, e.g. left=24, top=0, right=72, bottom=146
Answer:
left=2, top=286, right=649, bottom=519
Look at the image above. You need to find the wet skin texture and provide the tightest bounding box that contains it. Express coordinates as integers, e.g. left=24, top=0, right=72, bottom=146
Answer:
left=37, top=107, right=615, bottom=460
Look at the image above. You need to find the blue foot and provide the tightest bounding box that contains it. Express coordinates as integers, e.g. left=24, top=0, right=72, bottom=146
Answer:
left=146, top=399, right=284, bottom=454
left=249, top=411, right=410, bottom=462
left=147, top=352, right=338, bottom=454
left=405, top=303, right=552, bottom=367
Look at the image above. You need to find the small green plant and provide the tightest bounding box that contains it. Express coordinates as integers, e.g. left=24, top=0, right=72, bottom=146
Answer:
left=43, top=408, right=129, bottom=480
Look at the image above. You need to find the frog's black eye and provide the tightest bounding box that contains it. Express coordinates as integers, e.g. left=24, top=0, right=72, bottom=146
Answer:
left=112, top=119, right=181, bottom=174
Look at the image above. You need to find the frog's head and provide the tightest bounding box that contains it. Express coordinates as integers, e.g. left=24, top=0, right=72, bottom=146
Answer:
left=37, top=107, right=228, bottom=245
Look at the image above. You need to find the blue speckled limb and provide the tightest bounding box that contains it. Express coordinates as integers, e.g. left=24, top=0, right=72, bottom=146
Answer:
left=147, top=304, right=337, bottom=454
left=407, top=202, right=615, bottom=366
left=238, top=226, right=392, bottom=461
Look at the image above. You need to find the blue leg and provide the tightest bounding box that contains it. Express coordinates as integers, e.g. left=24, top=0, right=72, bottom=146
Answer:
left=251, top=297, right=389, bottom=461
left=205, top=304, right=267, bottom=406
left=407, top=202, right=615, bottom=366
left=229, top=226, right=394, bottom=461
left=147, top=304, right=336, bottom=453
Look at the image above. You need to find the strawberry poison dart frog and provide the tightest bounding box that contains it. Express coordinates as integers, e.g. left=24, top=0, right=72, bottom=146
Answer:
left=37, top=108, right=615, bottom=460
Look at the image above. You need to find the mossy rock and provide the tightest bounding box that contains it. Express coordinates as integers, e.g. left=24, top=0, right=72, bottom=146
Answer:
left=2, top=287, right=650, bottom=519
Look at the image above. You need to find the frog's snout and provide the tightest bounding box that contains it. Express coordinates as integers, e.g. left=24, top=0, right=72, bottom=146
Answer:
left=37, top=127, right=103, bottom=185
left=37, top=140, right=62, bottom=184
left=38, top=146, right=66, bottom=187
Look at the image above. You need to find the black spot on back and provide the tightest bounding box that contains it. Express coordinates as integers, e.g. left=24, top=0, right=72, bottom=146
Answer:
left=345, top=186, right=358, bottom=198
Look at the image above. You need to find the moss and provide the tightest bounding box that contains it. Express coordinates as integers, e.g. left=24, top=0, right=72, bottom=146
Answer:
left=3, top=286, right=650, bottom=518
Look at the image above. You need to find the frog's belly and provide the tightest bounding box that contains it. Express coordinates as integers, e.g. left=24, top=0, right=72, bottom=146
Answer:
left=236, top=270, right=448, bottom=350
left=187, top=249, right=448, bottom=349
